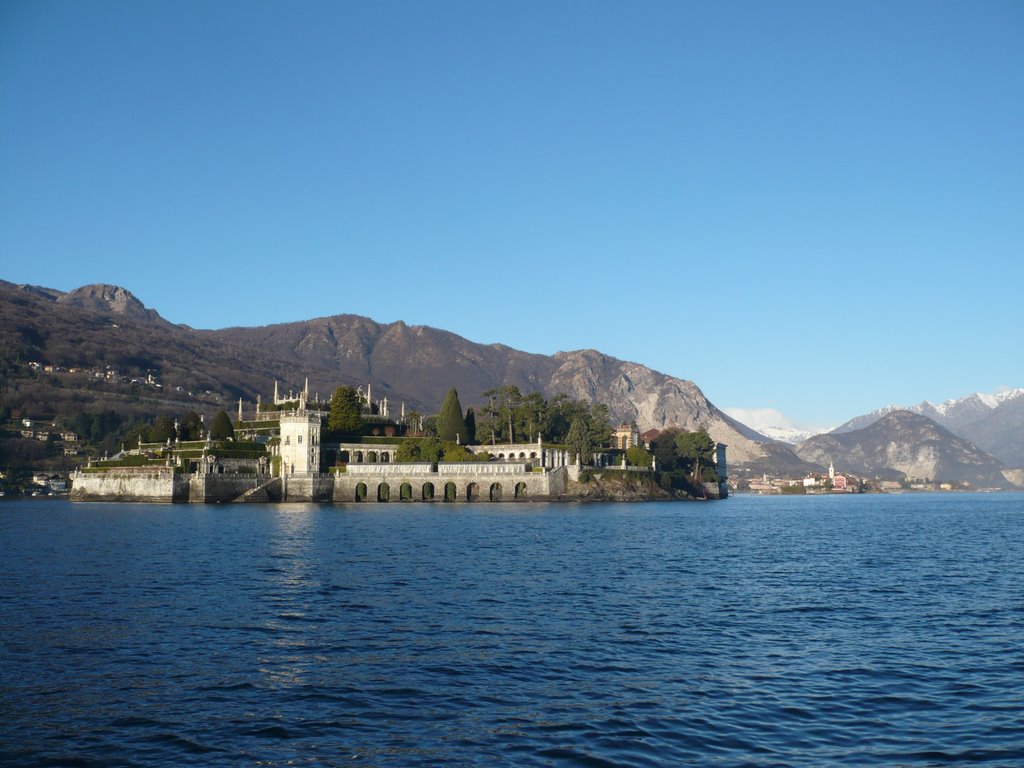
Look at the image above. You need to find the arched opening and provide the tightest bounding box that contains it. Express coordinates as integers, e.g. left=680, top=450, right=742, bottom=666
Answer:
left=497, top=453, right=505, bottom=460
left=377, top=482, right=390, bottom=502
left=444, top=482, right=457, bottom=502
left=355, top=451, right=364, bottom=463
left=422, top=482, right=435, bottom=501
left=400, top=482, right=412, bottom=501
left=519, top=452, right=526, bottom=459
left=530, top=452, right=537, bottom=459
left=339, top=450, right=350, bottom=462
left=355, top=482, right=367, bottom=502
left=489, top=482, right=503, bottom=501
left=367, top=451, right=378, bottom=463
left=467, top=482, right=479, bottom=502
left=515, top=482, right=527, bottom=499
left=381, top=452, right=390, bottom=463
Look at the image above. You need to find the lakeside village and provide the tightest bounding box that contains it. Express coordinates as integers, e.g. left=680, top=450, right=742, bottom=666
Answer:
left=50, top=380, right=729, bottom=504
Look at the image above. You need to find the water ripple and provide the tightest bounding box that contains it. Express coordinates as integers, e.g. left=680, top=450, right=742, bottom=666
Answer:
left=2, top=494, right=1024, bottom=766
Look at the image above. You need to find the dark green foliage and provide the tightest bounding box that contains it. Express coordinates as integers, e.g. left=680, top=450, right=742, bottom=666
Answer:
left=675, top=428, right=718, bottom=482
left=395, top=437, right=443, bottom=464
left=436, top=388, right=467, bottom=442
left=209, top=411, right=234, bottom=440
left=565, top=416, right=591, bottom=464
left=147, top=416, right=176, bottom=443
left=652, top=427, right=719, bottom=493
left=441, top=442, right=487, bottom=462
left=178, top=411, right=203, bottom=441
left=625, top=445, right=653, bottom=468
left=474, top=386, right=611, bottom=447
left=464, top=407, right=476, bottom=444
left=652, top=430, right=680, bottom=471
left=67, top=409, right=128, bottom=443
left=328, top=386, right=364, bottom=435
left=122, top=423, right=150, bottom=448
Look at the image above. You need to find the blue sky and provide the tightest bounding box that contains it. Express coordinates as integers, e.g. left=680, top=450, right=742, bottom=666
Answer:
left=1, top=0, right=1021, bottom=430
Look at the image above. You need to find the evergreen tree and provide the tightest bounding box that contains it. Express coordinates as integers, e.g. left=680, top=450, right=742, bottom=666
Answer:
left=209, top=410, right=234, bottom=440
left=179, top=411, right=203, bottom=441
left=565, top=416, right=590, bottom=465
left=436, top=387, right=467, bottom=442
left=328, top=386, right=364, bottom=434
left=675, top=428, right=717, bottom=482
left=464, top=407, right=477, bottom=444
left=147, top=416, right=176, bottom=443
left=652, top=429, right=681, bottom=471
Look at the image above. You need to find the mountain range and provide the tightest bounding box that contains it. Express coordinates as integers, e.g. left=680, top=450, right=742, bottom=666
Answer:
left=832, top=390, right=1024, bottom=468
left=796, top=411, right=1021, bottom=489
left=2, top=281, right=1019, bottom=487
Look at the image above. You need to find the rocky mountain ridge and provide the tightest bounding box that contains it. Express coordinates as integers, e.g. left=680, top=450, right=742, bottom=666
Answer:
left=797, top=410, right=1018, bottom=488
left=833, top=389, right=1024, bottom=467
left=1, top=281, right=812, bottom=471
left=207, top=312, right=782, bottom=466
left=5, top=280, right=1016, bottom=485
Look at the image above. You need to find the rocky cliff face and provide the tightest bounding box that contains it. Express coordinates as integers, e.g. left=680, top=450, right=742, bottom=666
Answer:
left=210, top=322, right=784, bottom=465
left=796, top=411, right=1017, bottom=487
left=54, top=284, right=167, bottom=324
left=545, top=350, right=774, bottom=464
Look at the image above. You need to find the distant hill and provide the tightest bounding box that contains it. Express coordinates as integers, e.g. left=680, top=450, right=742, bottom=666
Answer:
left=796, top=411, right=1019, bottom=488
left=205, top=314, right=797, bottom=466
left=1, top=280, right=817, bottom=472
left=833, top=389, right=1024, bottom=467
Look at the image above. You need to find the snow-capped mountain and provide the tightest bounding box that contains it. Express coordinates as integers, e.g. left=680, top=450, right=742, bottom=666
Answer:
left=752, top=425, right=824, bottom=445
left=797, top=411, right=1018, bottom=488
left=721, top=407, right=832, bottom=446
left=833, top=389, right=1024, bottom=468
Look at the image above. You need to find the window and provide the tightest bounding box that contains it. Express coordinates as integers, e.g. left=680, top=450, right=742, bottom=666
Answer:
left=298, top=435, right=303, bottom=444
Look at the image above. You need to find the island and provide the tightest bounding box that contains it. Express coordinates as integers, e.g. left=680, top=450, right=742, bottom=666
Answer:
left=70, top=380, right=727, bottom=503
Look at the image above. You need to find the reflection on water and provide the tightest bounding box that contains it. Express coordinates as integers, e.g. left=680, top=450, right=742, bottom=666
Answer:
left=2, top=495, right=1024, bottom=766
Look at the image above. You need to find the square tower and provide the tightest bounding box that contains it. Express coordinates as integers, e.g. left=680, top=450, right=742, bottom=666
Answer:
left=279, top=413, right=321, bottom=475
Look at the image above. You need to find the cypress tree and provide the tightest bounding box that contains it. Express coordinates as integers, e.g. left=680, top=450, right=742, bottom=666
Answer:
left=464, top=407, right=477, bottom=444
left=179, top=411, right=203, bottom=441
left=147, top=415, right=176, bottom=443
left=209, top=410, right=235, bottom=440
left=436, top=387, right=467, bottom=442
left=328, top=386, right=364, bottom=434
left=565, top=416, right=590, bottom=465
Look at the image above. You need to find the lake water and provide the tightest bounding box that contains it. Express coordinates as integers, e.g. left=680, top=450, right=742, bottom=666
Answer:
left=2, top=494, right=1023, bottom=766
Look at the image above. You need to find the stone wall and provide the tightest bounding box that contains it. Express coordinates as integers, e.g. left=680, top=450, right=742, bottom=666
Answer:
left=73, top=470, right=274, bottom=503
left=436, top=462, right=529, bottom=475
left=73, top=465, right=570, bottom=504
left=344, top=462, right=433, bottom=476
left=333, top=465, right=566, bottom=503
left=281, top=473, right=336, bottom=503
left=188, top=474, right=268, bottom=503
left=70, top=468, right=184, bottom=502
